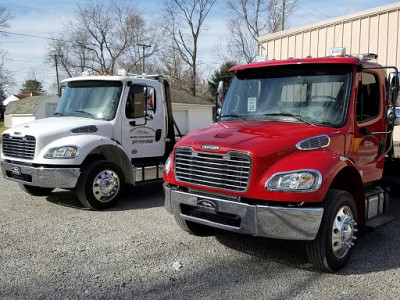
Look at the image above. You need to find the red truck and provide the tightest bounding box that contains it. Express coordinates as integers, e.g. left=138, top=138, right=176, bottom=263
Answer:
left=163, top=48, right=400, bottom=272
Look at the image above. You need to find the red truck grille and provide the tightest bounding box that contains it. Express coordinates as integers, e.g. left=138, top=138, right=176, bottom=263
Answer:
left=2, top=134, right=36, bottom=160
left=174, top=147, right=252, bottom=192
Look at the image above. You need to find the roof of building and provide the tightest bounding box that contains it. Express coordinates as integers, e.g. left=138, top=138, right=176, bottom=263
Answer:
left=258, top=2, right=400, bottom=43
left=3, top=93, right=43, bottom=107
left=5, top=95, right=59, bottom=115
left=2, top=95, right=19, bottom=106
left=170, top=88, right=213, bottom=106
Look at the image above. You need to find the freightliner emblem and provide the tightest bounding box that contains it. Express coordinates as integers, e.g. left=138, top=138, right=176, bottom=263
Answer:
left=11, top=166, right=22, bottom=175
left=197, top=199, right=218, bottom=212
left=201, top=145, right=219, bottom=151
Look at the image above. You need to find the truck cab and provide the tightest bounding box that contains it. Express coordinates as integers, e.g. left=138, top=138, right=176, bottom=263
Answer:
left=1, top=73, right=176, bottom=209
left=163, top=50, right=399, bottom=271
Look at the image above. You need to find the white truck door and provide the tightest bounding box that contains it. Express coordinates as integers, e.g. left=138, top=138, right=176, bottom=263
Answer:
left=121, top=84, right=165, bottom=159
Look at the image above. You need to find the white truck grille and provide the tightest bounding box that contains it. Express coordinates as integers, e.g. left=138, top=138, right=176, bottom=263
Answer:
left=174, top=147, right=252, bottom=192
left=2, top=134, right=36, bottom=160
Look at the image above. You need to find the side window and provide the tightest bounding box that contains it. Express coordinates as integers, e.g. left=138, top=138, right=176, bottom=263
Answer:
left=126, top=85, right=145, bottom=119
left=356, top=72, right=380, bottom=123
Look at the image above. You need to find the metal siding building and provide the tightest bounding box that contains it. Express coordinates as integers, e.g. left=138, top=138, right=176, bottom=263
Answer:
left=258, top=2, right=400, bottom=69
left=258, top=2, right=400, bottom=142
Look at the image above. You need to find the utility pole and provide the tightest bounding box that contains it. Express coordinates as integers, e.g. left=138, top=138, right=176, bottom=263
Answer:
left=137, top=43, right=151, bottom=73
left=281, top=0, right=285, bottom=31
left=279, top=0, right=293, bottom=31
left=53, top=54, right=62, bottom=95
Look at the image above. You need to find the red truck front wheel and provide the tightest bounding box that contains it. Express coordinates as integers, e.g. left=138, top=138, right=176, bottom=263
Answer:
left=306, top=189, right=358, bottom=272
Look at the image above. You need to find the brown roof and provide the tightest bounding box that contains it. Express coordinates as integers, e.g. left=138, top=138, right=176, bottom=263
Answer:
left=14, top=93, right=41, bottom=100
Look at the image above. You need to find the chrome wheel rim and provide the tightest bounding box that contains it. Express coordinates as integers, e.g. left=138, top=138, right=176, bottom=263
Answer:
left=331, top=205, right=357, bottom=259
left=92, top=169, right=120, bottom=202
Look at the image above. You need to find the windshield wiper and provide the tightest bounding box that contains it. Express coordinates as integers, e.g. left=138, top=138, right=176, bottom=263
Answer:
left=263, top=112, right=315, bottom=126
left=53, top=112, right=64, bottom=117
left=220, top=114, right=246, bottom=120
left=73, top=110, right=96, bottom=119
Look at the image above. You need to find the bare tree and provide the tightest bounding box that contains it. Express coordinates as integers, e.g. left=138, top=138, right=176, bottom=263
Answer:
left=48, top=0, right=157, bottom=77
left=222, top=0, right=294, bottom=64
left=162, top=0, right=217, bottom=96
left=118, top=23, right=162, bottom=74
left=0, top=5, right=14, bottom=99
left=0, top=5, right=13, bottom=33
left=0, top=50, right=14, bottom=96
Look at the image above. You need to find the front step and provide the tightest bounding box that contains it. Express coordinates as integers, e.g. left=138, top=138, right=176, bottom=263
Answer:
left=134, top=164, right=164, bottom=183
left=366, top=214, right=396, bottom=229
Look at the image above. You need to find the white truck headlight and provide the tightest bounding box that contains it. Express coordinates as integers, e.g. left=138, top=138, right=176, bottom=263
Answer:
left=44, top=146, right=79, bottom=159
left=164, top=155, right=172, bottom=174
left=266, top=170, right=322, bottom=192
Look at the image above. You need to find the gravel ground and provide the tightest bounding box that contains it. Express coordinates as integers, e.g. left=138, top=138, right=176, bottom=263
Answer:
left=1, top=175, right=400, bottom=300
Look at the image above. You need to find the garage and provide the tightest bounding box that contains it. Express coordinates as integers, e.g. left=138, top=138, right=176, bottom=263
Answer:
left=170, top=89, right=214, bottom=135
left=173, top=110, right=189, bottom=134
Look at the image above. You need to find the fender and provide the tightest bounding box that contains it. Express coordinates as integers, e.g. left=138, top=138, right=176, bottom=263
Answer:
left=38, top=135, right=134, bottom=184
left=249, top=150, right=362, bottom=204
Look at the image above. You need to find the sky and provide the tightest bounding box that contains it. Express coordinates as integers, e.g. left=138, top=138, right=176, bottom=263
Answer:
left=0, top=0, right=399, bottom=95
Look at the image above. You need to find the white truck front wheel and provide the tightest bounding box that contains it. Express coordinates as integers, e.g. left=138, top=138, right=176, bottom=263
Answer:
left=77, top=160, right=125, bottom=210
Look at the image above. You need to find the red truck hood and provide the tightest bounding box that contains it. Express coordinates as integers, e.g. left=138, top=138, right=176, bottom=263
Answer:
left=176, top=121, right=343, bottom=157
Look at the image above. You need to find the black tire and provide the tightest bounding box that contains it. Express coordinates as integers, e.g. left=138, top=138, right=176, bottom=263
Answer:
left=76, top=160, right=125, bottom=210
left=175, top=215, right=211, bottom=236
left=306, top=189, right=358, bottom=272
left=19, top=183, right=54, bottom=196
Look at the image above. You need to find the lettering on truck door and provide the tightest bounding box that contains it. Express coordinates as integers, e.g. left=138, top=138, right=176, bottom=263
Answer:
left=121, top=84, right=165, bottom=158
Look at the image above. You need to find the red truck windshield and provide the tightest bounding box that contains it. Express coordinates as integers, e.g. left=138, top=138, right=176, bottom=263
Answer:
left=221, top=64, right=353, bottom=127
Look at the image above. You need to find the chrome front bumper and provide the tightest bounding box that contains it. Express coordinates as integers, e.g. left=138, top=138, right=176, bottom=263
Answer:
left=164, top=183, right=324, bottom=241
left=1, top=159, right=80, bottom=188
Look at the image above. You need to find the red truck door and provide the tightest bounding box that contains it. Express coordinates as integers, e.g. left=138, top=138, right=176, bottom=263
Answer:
left=350, top=71, right=386, bottom=183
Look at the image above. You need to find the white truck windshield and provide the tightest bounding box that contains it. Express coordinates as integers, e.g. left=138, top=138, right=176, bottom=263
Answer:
left=221, top=65, right=353, bottom=127
left=55, top=80, right=123, bottom=121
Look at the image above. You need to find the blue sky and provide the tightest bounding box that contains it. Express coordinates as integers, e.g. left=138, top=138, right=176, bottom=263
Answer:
left=0, top=0, right=399, bottom=94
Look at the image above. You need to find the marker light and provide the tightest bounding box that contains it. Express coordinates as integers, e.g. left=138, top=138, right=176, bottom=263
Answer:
left=330, top=47, right=346, bottom=57
left=118, top=69, right=127, bottom=76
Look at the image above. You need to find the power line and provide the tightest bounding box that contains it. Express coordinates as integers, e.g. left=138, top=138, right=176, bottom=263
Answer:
left=294, top=13, right=315, bottom=24
left=296, top=0, right=331, bottom=19
left=295, top=5, right=325, bottom=21
left=0, top=30, right=61, bottom=41
left=8, top=58, right=45, bottom=63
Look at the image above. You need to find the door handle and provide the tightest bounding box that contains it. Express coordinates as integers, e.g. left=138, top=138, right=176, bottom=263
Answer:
left=359, top=126, right=392, bottom=136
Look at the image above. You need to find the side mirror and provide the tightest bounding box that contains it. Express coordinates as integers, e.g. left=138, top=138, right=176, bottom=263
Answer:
left=388, top=72, right=399, bottom=106
left=145, top=86, right=155, bottom=120
left=146, top=87, right=155, bottom=110
left=59, top=84, right=66, bottom=97
left=216, top=108, right=222, bottom=120
left=217, top=81, right=224, bottom=107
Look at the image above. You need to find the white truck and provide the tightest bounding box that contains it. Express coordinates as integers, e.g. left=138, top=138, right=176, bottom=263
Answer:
left=1, top=72, right=176, bottom=209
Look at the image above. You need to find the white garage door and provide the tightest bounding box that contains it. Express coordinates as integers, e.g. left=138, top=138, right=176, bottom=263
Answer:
left=173, top=110, right=189, bottom=135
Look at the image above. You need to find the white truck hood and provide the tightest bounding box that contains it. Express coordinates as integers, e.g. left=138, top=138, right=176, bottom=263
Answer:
left=5, top=117, right=113, bottom=140
left=2, top=117, right=115, bottom=163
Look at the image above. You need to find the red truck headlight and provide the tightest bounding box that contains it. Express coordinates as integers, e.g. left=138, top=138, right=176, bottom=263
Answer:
left=265, top=170, right=322, bottom=192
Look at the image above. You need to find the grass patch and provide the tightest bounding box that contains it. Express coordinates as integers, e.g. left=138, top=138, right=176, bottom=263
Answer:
left=0, top=121, right=7, bottom=143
